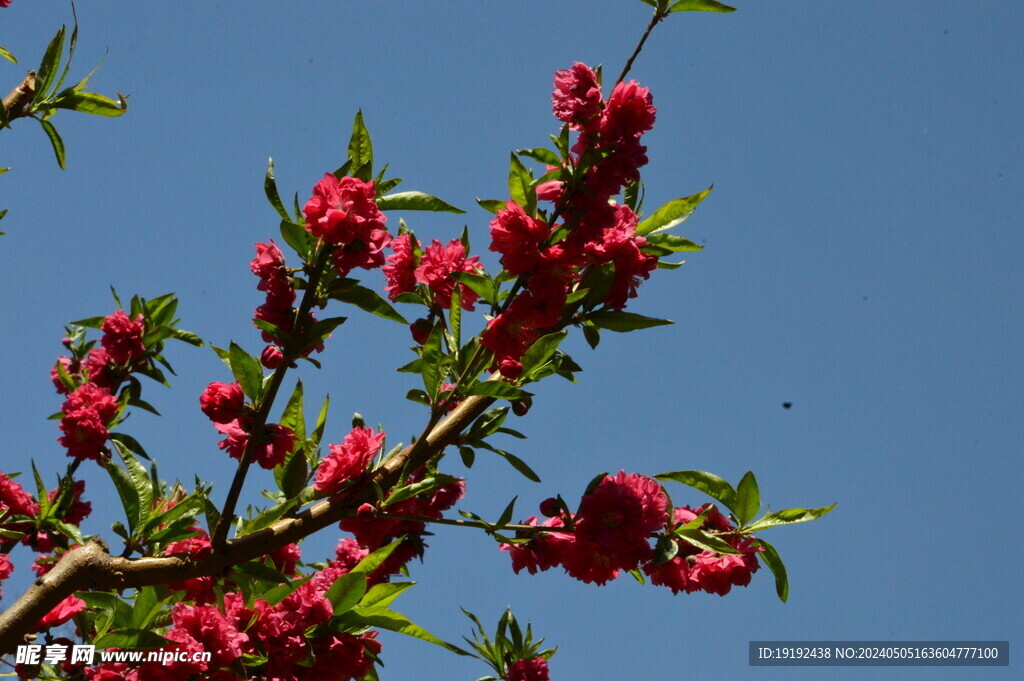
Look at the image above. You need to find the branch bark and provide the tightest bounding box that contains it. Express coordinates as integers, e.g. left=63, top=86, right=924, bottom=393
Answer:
left=0, top=390, right=496, bottom=654
left=3, top=71, right=36, bottom=123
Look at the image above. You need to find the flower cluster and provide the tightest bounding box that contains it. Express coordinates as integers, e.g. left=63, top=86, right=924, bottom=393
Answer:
left=51, top=310, right=147, bottom=461
left=503, top=471, right=667, bottom=585
left=483, top=63, right=658, bottom=377
left=384, top=234, right=485, bottom=311
left=303, top=174, right=391, bottom=276
left=504, top=475, right=760, bottom=595
left=508, top=656, right=552, bottom=681
left=340, top=473, right=465, bottom=575
left=643, top=504, right=761, bottom=596
left=250, top=240, right=301, bottom=370
left=314, top=426, right=386, bottom=495
left=199, top=378, right=296, bottom=470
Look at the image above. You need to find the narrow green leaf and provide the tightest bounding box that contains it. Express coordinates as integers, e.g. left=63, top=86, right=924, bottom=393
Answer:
left=655, top=470, right=737, bottom=511
left=279, top=380, right=306, bottom=444
left=348, top=109, right=373, bottom=176
left=516, top=147, right=561, bottom=166
left=450, top=272, right=497, bottom=307
left=39, top=118, right=66, bottom=170
left=264, top=158, right=291, bottom=221
left=340, top=606, right=469, bottom=655
left=476, top=198, right=506, bottom=215
left=746, top=503, right=837, bottom=532
left=360, top=582, right=415, bottom=608
left=325, top=571, right=368, bottom=615
left=228, top=342, right=263, bottom=401
left=106, top=461, right=141, bottom=534
left=52, top=91, right=128, bottom=116
left=93, top=629, right=170, bottom=651
left=376, top=191, right=465, bottom=214
left=734, top=471, right=760, bottom=526
left=520, top=331, right=568, bottom=381
left=754, top=538, right=789, bottom=602
left=644, top=233, right=703, bottom=251
left=636, top=186, right=712, bottom=236
left=0, top=46, right=16, bottom=64
left=464, top=381, right=531, bottom=400
left=588, top=310, right=673, bottom=332
left=675, top=528, right=742, bottom=555
left=329, top=282, right=408, bottom=324
left=279, top=220, right=311, bottom=260
left=508, top=153, right=532, bottom=211
left=34, top=26, right=66, bottom=101
left=112, top=440, right=154, bottom=528
left=668, top=0, right=737, bottom=13
left=495, top=449, right=541, bottom=483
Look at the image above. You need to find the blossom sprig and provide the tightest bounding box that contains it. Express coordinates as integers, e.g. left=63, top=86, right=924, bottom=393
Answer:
left=460, top=608, right=555, bottom=681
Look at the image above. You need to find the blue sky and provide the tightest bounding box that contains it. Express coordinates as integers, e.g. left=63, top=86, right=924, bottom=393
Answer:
left=1, top=2, right=1021, bottom=680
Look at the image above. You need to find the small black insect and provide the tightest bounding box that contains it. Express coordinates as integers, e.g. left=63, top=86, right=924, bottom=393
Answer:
left=782, top=402, right=792, bottom=409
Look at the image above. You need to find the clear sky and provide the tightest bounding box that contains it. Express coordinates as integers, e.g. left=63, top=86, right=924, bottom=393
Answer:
left=2, top=2, right=1021, bottom=680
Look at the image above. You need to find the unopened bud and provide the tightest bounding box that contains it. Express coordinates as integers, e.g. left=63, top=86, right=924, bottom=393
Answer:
left=410, top=318, right=432, bottom=345
left=512, top=396, right=532, bottom=417
left=539, top=497, right=560, bottom=518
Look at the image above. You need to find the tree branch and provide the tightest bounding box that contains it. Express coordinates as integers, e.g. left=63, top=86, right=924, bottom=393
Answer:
left=3, top=71, right=36, bottom=123
left=0, top=387, right=497, bottom=654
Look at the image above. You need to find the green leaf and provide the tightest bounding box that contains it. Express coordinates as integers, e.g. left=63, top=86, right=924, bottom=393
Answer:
left=420, top=323, right=444, bottom=401
left=754, top=538, right=788, bottom=602
left=508, top=153, right=533, bottom=212
left=339, top=606, right=469, bottom=655
left=375, top=191, right=465, bottom=214
left=746, top=503, right=837, bottom=532
left=279, top=220, right=311, bottom=260
left=38, top=118, right=66, bottom=170
left=52, top=91, right=127, bottom=117
left=112, top=440, right=155, bottom=528
left=0, top=45, right=16, bottom=64
left=675, top=528, right=742, bottom=555
left=450, top=272, right=497, bottom=307
left=636, top=186, right=713, bottom=236
left=652, top=535, right=679, bottom=565
left=466, top=407, right=508, bottom=441
left=588, top=310, right=673, bottom=332
left=655, top=470, right=737, bottom=511
left=328, top=282, right=408, bottom=324
left=278, top=449, right=308, bottom=499
left=360, top=582, right=415, bottom=608
left=325, top=571, right=368, bottom=615
left=140, top=491, right=204, bottom=535
left=734, top=471, right=760, bottom=526
left=644, top=233, right=703, bottom=252
left=351, top=539, right=404, bottom=576
left=34, top=26, right=66, bottom=102
left=108, top=432, right=150, bottom=461
left=520, top=331, right=568, bottom=381
left=106, top=462, right=141, bottom=534
left=279, top=380, right=306, bottom=444
left=495, top=496, right=518, bottom=530
left=668, top=0, right=737, bottom=12
left=233, top=560, right=290, bottom=585
left=264, top=158, right=291, bottom=221
left=516, top=147, right=561, bottom=166
left=348, top=109, right=373, bottom=177
left=476, top=198, right=506, bottom=215
left=229, top=341, right=263, bottom=401
left=93, top=629, right=171, bottom=650
left=463, top=381, right=531, bottom=401
left=493, top=449, right=540, bottom=483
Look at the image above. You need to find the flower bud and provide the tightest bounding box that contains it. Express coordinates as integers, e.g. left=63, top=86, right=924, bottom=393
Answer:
left=410, top=318, right=432, bottom=345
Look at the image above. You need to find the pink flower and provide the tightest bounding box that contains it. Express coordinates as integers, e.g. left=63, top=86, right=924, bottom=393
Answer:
left=266, top=542, right=302, bottom=575
left=481, top=287, right=565, bottom=378
left=502, top=516, right=573, bottom=576
left=310, top=631, right=382, bottom=680
left=50, top=356, right=77, bottom=393
left=314, top=426, right=386, bottom=494
left=0, top=554, right=12, bottom=602
left=261, top=344, right=284, bottom=369
left=599, top=79, right=656, bottom=143
left=47, top=479, right=92, bottom=525
left=0, top=2, right=12, bottom=9
left=250, top=240, right=287, bottom=279
left=584, top=204, right=657, bottom=309
left=199, top=381, right=245, bottom=424
left=58, top=383, right=119, bottom=461
left=100, top=310, right=146, bottom=365
left=414, top=238, right=484, bottom=310
left=166, top=602, right=248, bottom=668
left=383, top=232, right=418, bottom=300
left=489, top=201, right=552, bottom=276
left=166, top=534, right=216, bottom=604
left=508, top=656, right=551, bottom=681
left=0, top=471, right=39, bottom=519
left=643, top=504, right=761, bottom=596
left=303, top=174, right=391, bottom=276
left=552, top=62, right=603, bottom=131
left=215, top=420, right=296, bottom=469
left=34, top=594, right=85, bottom=631
left=574, top=470, right=667, bottom=559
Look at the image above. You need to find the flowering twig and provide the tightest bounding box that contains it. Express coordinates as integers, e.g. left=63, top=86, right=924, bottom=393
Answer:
left=616, top=9, right=667, bottom=85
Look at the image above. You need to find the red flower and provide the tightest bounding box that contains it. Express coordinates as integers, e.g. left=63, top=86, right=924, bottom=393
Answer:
left=215, top=420, right=296, bottom=469
left=502, top=516, right=573, bottom=576
left=303, top=174, right=391, bottom=276
left=166, top=602, right=248, bottom=668
left=166, top=534, right=216, bottom=604
left=34, top=594, right=85, bottom=631
left=0, top=554, right=12, bottom=602
left=47, top=479, right=92, bottom=525
left=250, top=240, right=287, bottom=279
left=100, top=310, right=146, bottom=365
left=199, top=381, right=246, bottom=424
left=58, top=384, right=119, bottom=461
left=599, top=79, right=656, bottom=143
left=552, top=62, right=603, bottom=131
left=261, top=344, right=284, bottom=369
left=314, top=426, right=386, bottom=494
left=414, top=238, right=484, bottom=310
left=310, top=631, right=382, bottom=680
left=0, top=471, right=39, bottom=520
left=489, top=201, right=552, bottom=276
left=584, top=204, right=657, bottom=309
left=383, top=232, right=418, bottom=300
left=266, top=542, right=302, bottom=575
left=508, top=656, right=551, bottom=681
left=575, top=470, right=667, bottom=558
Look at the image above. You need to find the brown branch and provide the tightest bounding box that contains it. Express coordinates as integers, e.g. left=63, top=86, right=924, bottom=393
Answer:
left=3, top=71, right=36, bottom=123
left=0, top=388, right=497, bottom=654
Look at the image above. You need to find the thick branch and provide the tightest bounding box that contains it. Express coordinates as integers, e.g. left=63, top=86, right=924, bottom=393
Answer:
left=0, top=390, right=495, bottom=654
left=3, top=72, right=36, bottom=123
